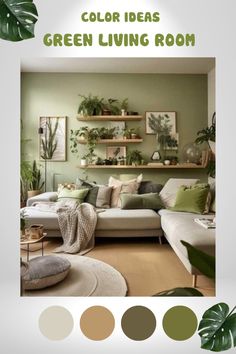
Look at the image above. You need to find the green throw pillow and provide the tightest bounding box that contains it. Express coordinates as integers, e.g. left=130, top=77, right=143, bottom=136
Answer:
left=170, top=183, right=210, bottom=214
left=120, top=193, right=163, bottom=210
left=58, top=188, right=89, bottom=204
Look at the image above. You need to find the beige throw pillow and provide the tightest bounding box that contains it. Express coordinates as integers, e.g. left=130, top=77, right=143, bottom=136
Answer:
left=109, top=174, right=143, bottom=207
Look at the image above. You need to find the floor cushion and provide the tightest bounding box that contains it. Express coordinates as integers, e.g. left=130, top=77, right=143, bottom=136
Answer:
left=23, top=255, right=71, bottom=290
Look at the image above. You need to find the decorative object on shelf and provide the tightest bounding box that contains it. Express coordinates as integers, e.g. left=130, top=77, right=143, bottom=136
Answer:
left=108, top=122, right=125, bottom=139
left=106, top=146, right=127, bottom=161
left=126, top=149, right=143, bottom=166
left=146, top=111, right=178, bottom=160
left=146, top=111, right=176, bottom=135
left=98, top=127, right=117, bottom=139
left=78, top=94, right=104, bottom=116
left=151, top=151, right=161, bottom=161
left=39, top=116, right=67, bottom=161
left=165, top=155, right=179, bottom=165
left=182, top=142, right=202, bottom=164
left=80, top=157, right=88, bottom=167
left=26, top=224, right=44, bottom=240
left=163, top=159, right=171, bottom=166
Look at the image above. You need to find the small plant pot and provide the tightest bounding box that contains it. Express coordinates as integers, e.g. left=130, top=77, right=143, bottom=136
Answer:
left=121, top=109, right=126, bottom=116
left=131, top=134, right=137, bottom=139
left=27, top=190, right=40, bottom=199
left=163, top=160, right=171, bottom=166
left=80, top=159, right=87, bottom=167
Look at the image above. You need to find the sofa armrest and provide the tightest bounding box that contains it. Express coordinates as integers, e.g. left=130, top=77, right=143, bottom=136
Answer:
left=27, top=192, right=58, bottom=206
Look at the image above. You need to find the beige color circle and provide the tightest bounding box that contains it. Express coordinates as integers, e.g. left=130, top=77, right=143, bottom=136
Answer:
left=80, top=306, right=115, bottom=340
left=39, top=306, right=74, bottom=340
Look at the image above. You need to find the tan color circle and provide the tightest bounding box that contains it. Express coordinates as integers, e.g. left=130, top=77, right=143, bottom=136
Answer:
left=80, top=306, right=115, bottom=341
left=39, top=306, right=74, bottom=340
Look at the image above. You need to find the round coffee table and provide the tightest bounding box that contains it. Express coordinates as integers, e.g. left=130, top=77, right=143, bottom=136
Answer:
left=20, top=233, right=47, bottom=261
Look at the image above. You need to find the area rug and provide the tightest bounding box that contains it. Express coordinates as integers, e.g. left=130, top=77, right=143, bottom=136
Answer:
left=23, top=255, right=128, bottom=297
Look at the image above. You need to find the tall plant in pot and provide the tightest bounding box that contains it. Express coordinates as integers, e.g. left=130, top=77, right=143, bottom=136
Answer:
left=78, top=94, right=104, bottom=116
left=27, top=160, right=45, bottom=198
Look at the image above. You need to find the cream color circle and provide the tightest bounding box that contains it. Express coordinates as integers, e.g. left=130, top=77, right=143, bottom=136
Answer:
left=39, top=306, right=74, bottom=340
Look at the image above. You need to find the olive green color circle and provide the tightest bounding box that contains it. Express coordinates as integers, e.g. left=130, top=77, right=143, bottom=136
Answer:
left=163, top=306, right=198, bottom=341
left=80, top=306, right=115, bottom=341
left=121, top=306, right=156, bottom=341
left=39, top=306, right=74, bottom=340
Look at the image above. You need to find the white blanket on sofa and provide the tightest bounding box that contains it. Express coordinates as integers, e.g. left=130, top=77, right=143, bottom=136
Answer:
left=31, top=200, right=97, bottom=254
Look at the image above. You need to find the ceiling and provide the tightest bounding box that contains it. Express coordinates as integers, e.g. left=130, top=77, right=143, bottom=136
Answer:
left=21, top=57, right=215, bottom=74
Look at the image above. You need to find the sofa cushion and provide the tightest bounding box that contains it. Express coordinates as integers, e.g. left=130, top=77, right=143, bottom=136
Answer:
left=170, top=183, right=210, bottom=214
left=138, top=181, right=163, bottom=194
left=78, top=179, right=112, bottom=208
left=108, top=174, right=143, bottom=207
left=120, top=193, right=163, bottom=210
left=23, top=255, right=71, bottom=290
left=57, top=188, right=89, bottom=204
left=96, top=208, right=161, bottom=230
left=159, top=209, right=215, bottom=257
left=159, top=178, right=199, bottom=208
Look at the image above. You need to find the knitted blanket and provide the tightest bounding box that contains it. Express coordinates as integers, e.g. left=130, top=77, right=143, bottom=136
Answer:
left=53, top=201, right=97, bottom=255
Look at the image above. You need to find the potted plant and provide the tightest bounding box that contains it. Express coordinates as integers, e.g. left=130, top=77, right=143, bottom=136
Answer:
left=70, top=127, right=100, bottom=164
left=121, top=98, right=129, bottom=116
left=98, top=127, right=116, bottom=139
left=27, top=160, right=45, bottom=198
left=78, top=94, right=104, bottom=116
left=195, top=113, right=216, bottom=153
left=126, top=150, right=143, bottom=166
left=20, top=160, right=33, bottom=206
left=130, top=127, right=141, bottom=139
left=104, top=98, right=121, bottom=115
left=20, top=209, right=27, bottom=236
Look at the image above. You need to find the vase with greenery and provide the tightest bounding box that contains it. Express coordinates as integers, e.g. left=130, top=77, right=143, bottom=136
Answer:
left=126, top=149, right=143, bottom=166
left=78, top=94, right=104, bottom=116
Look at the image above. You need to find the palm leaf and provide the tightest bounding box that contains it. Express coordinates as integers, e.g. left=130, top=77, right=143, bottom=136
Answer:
left=0, top=0, right=38, bottom=41
left=181, top=240, right=215, bottom=278
left=154, top=287, right=203, bottom=296
left=198, top=303, right=236, bottom=351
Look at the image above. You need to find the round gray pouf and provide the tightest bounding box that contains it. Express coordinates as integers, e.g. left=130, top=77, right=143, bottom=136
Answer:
left=23, top=255, right=71, bottom=290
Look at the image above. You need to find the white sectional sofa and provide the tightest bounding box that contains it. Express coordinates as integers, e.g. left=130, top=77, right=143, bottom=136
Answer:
left=24, top=179, right=216, bottom=287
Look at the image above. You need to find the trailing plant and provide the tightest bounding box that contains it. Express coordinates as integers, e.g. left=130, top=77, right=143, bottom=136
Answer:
left=126, top=149, right=143, bottom=165
left=70, top=127, right=100, bottom=163
left=29, top=160, right=44, bottom=191
left=41, top=118, right=58, bottom=159
left=78, top=94, right=104, bottom=116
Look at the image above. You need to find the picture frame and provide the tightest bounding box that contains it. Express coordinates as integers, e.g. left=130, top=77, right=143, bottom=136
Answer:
left=145, top=111, right=176, bottom=135
left=39, top=116, right=67, bottom=161
left=108, top=121, right=125, bottom=139
left=106, top=146, right=126, bottom=159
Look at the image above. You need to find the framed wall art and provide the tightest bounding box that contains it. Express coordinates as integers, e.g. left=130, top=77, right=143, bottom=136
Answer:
left=39, top=116, right=67, bottom=161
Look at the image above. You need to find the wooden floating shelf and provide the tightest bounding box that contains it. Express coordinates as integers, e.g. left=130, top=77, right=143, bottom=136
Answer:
left=77, top=164, right=206, bottom=169
left=78, top=138, right=143, bottom=144
left=77, top=115, right=143, bottom=121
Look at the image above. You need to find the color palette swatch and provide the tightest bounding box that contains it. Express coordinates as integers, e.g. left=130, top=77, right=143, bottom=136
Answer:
left=80, top=306, right=115, bottom=340
left=38, top=305, right=198, bottom=342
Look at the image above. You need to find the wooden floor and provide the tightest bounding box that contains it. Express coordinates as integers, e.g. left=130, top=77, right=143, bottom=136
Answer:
left=21, top=237, right=215, bottom=297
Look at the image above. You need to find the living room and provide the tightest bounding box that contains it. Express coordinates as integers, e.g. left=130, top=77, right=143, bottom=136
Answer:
left=20, top=57, right=215, bottom=297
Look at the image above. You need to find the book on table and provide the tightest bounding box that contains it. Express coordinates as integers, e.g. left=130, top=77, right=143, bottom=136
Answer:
left=194, top=218, right=216, bottom=229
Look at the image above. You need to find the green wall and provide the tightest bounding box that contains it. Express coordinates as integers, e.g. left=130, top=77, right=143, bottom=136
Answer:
left=21, top=73, right=208, bottom=190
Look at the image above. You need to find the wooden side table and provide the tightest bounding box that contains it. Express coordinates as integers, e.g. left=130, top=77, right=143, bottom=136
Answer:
left=20, top=233, right=47, bottom=261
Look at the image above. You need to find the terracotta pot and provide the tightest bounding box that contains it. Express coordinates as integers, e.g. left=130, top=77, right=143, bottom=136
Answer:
left=27, top=190, right=40, bottom=199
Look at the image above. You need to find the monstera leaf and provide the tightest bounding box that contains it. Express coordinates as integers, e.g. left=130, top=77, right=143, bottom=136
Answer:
left=198, top=303, right=236, bottom=351
left=181, top=240, right=215, bottom=279
left=153, top=287, right=203, bottom=296
left=0, top=0, right=38, bottom=41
